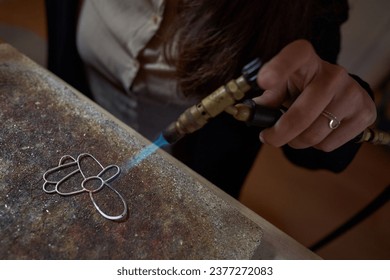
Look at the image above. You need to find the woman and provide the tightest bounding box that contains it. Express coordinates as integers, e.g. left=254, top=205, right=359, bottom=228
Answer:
left=74, top=0, right=376, bottom=197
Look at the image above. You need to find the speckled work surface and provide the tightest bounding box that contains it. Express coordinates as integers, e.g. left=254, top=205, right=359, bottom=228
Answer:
left=0, top=44, right=264, bottom=259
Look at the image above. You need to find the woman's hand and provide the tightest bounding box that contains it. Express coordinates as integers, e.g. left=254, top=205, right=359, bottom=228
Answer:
left=254, top=39, right=377, bottom=152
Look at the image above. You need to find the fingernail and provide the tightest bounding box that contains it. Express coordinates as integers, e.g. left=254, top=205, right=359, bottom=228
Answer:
left=259, top=133, right=265, bottom=143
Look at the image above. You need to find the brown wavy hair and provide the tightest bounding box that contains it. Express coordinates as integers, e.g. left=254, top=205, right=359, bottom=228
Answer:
left=164, top=0, right=314, bottom=97
left=166, top=0, right=348, bottom=98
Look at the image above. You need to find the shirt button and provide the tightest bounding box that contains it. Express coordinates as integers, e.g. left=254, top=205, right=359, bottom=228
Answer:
left=152, top=15, right=160, bottom=25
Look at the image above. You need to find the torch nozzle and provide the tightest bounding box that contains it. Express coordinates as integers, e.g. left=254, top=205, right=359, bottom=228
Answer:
left=162, top=122, right=185, bottom=144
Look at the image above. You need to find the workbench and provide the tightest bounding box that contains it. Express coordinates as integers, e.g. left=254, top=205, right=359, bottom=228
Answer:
left=0, top=42, right=320, bottom=259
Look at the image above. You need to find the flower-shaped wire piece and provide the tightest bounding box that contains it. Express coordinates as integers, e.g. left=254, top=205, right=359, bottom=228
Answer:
left=43, top=153, right=127, bottom=221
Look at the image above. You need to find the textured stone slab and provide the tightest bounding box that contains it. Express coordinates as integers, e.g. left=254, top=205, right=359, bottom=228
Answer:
left=0, top=43, right=319, bottom=259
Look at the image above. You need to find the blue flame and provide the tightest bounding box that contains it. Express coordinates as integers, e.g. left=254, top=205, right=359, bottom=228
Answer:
left=123, top=133, right=169, bottom=172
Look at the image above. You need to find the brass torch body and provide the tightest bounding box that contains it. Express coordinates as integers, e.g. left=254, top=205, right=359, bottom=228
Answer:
left=162, top=76, right=251, bottom=143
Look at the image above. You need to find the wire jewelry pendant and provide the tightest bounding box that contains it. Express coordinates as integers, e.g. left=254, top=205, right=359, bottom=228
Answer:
left=42, top=153, right=128, bottom=221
